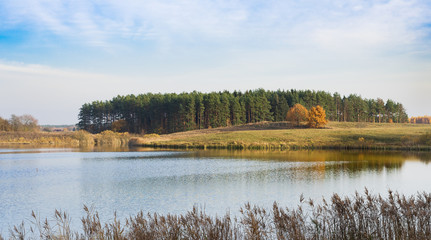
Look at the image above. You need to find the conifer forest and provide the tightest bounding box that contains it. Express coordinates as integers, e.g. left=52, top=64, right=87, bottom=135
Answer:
left=78, top=89, right=409, bottom=134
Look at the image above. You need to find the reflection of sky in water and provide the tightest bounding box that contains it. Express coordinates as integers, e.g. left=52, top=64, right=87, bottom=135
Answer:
left=0, top=149, right=430, bottom=235
left=0, top=148, right=75, bottom=154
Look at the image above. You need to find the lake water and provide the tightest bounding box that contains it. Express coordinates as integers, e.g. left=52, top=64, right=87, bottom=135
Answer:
left=1, top=148, right=431, bottom=235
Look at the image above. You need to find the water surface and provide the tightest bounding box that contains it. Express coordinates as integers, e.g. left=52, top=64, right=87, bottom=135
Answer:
left=1, top=148, right=430, bottom=235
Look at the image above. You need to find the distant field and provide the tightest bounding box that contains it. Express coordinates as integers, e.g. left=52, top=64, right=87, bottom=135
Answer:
left=131, top=121, right=431, bottom=150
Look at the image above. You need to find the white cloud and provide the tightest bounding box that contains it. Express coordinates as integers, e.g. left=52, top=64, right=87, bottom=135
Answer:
left=0, top=0, right=431, bottom=122
left=2, top=0, right=426, bottom=47
left=308, top=0, right=428, bottom=53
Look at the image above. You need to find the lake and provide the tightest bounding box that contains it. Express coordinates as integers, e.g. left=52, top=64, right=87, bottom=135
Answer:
left=1, top=148, right=431, bottom=235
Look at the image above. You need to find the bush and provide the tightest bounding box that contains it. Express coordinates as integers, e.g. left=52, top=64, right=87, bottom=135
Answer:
left=95, top=130, right=130, bottom=147
left=73, top=130, right=95, bottom=147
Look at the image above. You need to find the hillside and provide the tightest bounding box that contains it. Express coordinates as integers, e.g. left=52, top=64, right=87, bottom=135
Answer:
left=130, top=121, right=431, bottom=150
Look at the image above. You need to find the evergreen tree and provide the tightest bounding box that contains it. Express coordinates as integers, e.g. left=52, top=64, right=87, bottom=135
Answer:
left=194, top=92, right=205, bottom=130
left=77, top=89, right=409, bottom=134
left=229, top=95, right=244, bottom=125
left=376, top=98, right=385, bottom=123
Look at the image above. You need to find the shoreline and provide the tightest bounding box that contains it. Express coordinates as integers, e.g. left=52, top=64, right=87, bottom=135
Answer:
left=129, top=122, right=431, bottom=151
left=1, top=122, right=430, bottom=151
left=134, top=142, right=431, bottom=151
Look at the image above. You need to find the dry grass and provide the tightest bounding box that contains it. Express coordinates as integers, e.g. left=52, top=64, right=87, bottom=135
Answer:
left=131, top=122, right=431, bottom=150
left=0, top=131, right=81, bottom=147
left=0, top=130, right=131, bottom=148
left=4, top=190, right=431, bottom=239
left=94, top=131, right=130, bottom=147
left=2, top=122, right=430, bottom=150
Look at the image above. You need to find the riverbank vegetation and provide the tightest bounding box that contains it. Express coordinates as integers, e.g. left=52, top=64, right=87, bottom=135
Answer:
left=4, top=190, right=431, bottom=240
left=0, top=130, right=130, bottom=147
left=132, top=121, right=431, bottom=150
left=1, top=122, right=430, bottom=150
left=0, top=114, right=39, bottom=132
left=77, top=89, right=408, bottom=134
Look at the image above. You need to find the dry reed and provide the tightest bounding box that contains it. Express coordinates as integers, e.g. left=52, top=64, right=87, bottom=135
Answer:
left=4, top=190, right=431, bottom=239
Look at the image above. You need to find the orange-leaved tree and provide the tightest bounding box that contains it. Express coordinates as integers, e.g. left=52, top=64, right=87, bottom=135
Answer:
left=308, top=105, right=328, bottom=128
left=286, top=103, right=309, bottom=126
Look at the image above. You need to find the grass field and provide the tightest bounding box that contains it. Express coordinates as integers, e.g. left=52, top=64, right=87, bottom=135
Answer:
left=131, top=121, right=431, bottom=150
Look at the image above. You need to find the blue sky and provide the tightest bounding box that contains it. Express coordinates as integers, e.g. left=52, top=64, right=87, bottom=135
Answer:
left=0, top=0, right=430, bottom=124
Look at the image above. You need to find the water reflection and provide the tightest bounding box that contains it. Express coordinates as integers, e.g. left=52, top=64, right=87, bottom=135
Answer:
left=1, top=148, right=431, bottom=236
left=182, top=149, right=417, bottom=174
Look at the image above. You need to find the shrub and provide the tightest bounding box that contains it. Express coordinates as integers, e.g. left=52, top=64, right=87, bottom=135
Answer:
left=95, top=130, right=130, bottom=146
left=73, top=130, right=95, bottom=147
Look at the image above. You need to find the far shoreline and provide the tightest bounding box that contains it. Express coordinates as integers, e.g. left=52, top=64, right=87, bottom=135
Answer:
left=129, top=121, right=431, bottom=151
left=1, top=121, right=430, bottom=152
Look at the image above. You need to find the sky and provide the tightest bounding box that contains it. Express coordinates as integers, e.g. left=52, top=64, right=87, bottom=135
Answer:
left=0, top=0, right=430, bottom=124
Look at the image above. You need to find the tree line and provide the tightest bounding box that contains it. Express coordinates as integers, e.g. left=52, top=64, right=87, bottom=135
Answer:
left=0, top=114, right=39, bottom=132
left=410, top=116, right=431, bottom=124
left=77, top=89, right=409, bottom=134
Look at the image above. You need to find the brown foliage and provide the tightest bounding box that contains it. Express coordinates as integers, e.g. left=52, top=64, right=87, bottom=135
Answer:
left=1, top=114, right=39, bottom=132
left=286, top=104, right=309, bottom=126
left=111, top=120, right=128, bottom=132
left=0, top=117, right=11, bottom=131
left=308, top=105, right=328, bottom=128
left=94, top=130, right=130, bottom=147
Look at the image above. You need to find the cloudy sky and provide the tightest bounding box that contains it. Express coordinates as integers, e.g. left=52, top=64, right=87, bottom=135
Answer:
left=0, top=0, right=430, bottom=124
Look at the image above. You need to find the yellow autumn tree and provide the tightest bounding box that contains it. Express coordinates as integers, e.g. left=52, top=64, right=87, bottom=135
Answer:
left=286, top=103, right=309, bottom=126
left=308, top=105, right=328, bottom=128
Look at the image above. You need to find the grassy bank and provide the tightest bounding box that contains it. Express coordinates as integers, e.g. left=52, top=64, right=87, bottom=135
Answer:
left=2, top=122, right=430, bottom=151
left=3, top=190, right=431, bottom=239
left=0, top=130, right=130, bottom=148
left=131, top=122, right=431, bottom=151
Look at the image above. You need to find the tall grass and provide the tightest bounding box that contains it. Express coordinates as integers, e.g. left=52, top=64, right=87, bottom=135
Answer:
left=0, top=131, right=81, bottom=146
left=73, top=130, right=94, bottom=147
left=4, top=190, right=431, bottom=239
left=0, top=130, right=131, bottom=147
left=94, top=130, right=130, bottom=147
